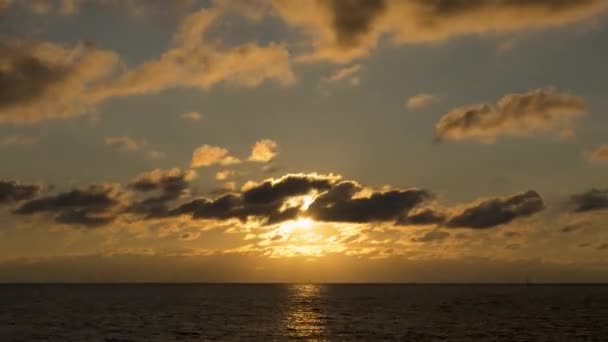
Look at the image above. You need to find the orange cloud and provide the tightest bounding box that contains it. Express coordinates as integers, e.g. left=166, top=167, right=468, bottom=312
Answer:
left=249, top=139, right=279, bottom=162
left=271, top=0, right=608, bottom=63
left=0, top=5, right=294, bottom=125
left=180, top=111, right=203, bottom=122
left=191, top=144, right=241, bottom=168
left=0, top=39, right=120, bottom=124
left=406, top=93, right=439, bottom=111
left=586, top=145, right=608, bottom=162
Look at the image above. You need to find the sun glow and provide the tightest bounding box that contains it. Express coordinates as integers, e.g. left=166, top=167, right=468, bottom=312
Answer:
left=280, top=194, right=317, bottom=212
left=279, top=217, right=314, bottom=235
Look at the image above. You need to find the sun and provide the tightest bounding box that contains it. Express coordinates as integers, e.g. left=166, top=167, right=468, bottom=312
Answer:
left=279, top=217, right=314, bottom=235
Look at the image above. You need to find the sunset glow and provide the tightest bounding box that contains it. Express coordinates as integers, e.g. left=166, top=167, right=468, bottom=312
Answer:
left=0, top=0, right=607, bottom=283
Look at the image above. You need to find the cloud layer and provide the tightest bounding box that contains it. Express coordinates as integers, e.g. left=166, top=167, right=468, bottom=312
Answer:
left=272, top=0, right=608, bottom=62
left=4, top=169, right=555, bottom=231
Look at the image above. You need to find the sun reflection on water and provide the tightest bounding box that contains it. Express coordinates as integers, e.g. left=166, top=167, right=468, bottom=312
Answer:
left=283, top=284, right=329, bottom=341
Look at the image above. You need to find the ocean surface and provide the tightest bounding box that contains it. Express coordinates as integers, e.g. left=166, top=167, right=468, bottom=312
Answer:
left=1, top=284, right=608, bottom=341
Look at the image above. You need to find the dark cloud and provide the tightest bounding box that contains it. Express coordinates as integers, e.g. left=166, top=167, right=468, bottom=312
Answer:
left=242, top=174, right=337, bottom=204
left=0, top=180, right=40, bottom=204
left=169, top=174, right=339, bottom=223
left=171, top=192, right=302, bottom=224
left=274, top=0, right=608, bottom=62
left=327, top=0, right=387, bottom=48
left=568, top=188, right=608, bottom=213
left=308, top=182, right=431, bottom=223
left=411, top=230, right=450, bottom=243
left=397, top=209, right=445, bottom=226
left=4, top=170, right=550, bottom=232
left=170, top=193, right=284, bottom=223
left=170, top=175, right=431, bottom=226
left=127, top=168, right=196, bottom=218
left=560, top=222, right=588, bottom=233
left=14, top=184, right=123, bottom=227
left=0, top=47, right=67, bottom=108
left=129, top=168, right=194, bottom=197
left=446, top=190, right=545, bottom=229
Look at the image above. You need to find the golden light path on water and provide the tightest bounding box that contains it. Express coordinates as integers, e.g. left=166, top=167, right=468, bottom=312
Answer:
left=283, top=284, right=329, bottom=341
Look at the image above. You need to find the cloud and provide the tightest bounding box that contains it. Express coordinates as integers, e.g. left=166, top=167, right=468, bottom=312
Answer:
left=435, top=87, right=586, bottom=143
left=242, top=173, right=337, bottom=204
left=249, top=139, right=278, bottom=162
left=0, top=4, right=295, bottom=125
left=0, top=180, right=40, bottom=205
left=411, top=230, right=450, bottom=243
left=568, top=189, right=608, bottom=213
left=215, top=170, right=235, bottom=181
left=560, top=222, right=588, bottom=233
left=180, top=111, right=203, bottom=122
left=191, top=144, right=241, bottom=168
left=446, top=190, right=545, bottom=229
left=14, top=184, right=124, bottom=227
left=90, top=7, right=295, bottom=102
left=321, top=64, right=362, bottom=86
left=5, top=0, right=198, bottom=16
left=129, top=168, right=196, bottom=195
left=272, top=0, right=608, bottom=63
left=127, top=168, right=196, bottom=218
left=104, top=136, right=141, bottom=151
left=0, top=134, right=37, bottom=148
left=171, top=173, right=342, bottom=224
left=308, top=181, right=431, bottom=223
left=397, top=208, right=446, bottom=226
left=0, top=0, right=10, bottom=11
left=586, top=145, right=608, bottom=162
left=497, top=37, right=519, bottom=53
left=0, top=39, right=120, bottom=124
left=4, top=169, right=554, bottom=232
left=105, top=136, right=165, bottom=159
left=406, top=93, right=439, bottom=111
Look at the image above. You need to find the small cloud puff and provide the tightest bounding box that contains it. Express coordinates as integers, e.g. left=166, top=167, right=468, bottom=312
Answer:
left=406, top=93, right=440, bottom=111
left=249, top=139, right=279, bottom=163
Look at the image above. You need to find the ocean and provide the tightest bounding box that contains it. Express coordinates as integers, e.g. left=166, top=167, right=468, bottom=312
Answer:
left=1, top=284, right=607, bottom=341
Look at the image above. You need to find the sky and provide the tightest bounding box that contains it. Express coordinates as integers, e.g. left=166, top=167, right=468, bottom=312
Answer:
left=1, top=0, right=608, bottom=282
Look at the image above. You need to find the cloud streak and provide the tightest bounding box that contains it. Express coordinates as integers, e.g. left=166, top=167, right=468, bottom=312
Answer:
left=0, top=4, right=294, bottom=125
left=272, top=0, right=608, bottom=63
left=568, top=189, right=608, bottom=213
left=0, top=39, right=120, bottom=124
left=0, top=180, right=41, bottom=205
left=446, top=190, right=545, bottom=229
left=14, top=184, right=124, bottom=227
left=435, top=88, right=586, bottom=143
left=586, top=145, right=608, bottom=162
left=1, top=170, right=560, bottom=232
left=406, top=93, right=439, bottom=111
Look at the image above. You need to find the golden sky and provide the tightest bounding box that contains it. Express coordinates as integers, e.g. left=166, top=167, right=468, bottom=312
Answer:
left=1, top=0, right=608, bottom=282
